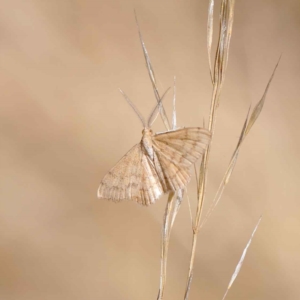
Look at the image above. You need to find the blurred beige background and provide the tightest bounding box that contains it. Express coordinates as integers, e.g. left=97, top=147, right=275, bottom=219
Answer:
left=1, top=0, right=300, bottom=299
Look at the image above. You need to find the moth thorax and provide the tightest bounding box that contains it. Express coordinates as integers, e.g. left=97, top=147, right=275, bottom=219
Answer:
left=141, top=128, right=154, bottom=160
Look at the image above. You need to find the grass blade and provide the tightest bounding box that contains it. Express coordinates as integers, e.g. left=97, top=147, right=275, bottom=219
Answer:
left=222, top=216, right=262, bottom=300
left=245, top=56, right=281, bottom=135
left=201, top=106, right=251, bottom=227
left=207, top=0, right=215, bottom=83
left=134, top=11, right=170, bottom=130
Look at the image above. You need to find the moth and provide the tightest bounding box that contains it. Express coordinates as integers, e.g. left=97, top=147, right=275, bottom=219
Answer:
left=97, top=90, right=211, bottom=206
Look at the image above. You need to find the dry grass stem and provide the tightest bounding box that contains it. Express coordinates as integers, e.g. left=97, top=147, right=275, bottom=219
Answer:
left=134, top=25, right=183, bottom=296
left=201, top=57, right=281, bottom=228
left=169, top=77, right=185, bottom=231
left=184, top=188, right=194, bottom=228
left=157, top=192, right=176, bottom=300
left=133, top=2, right=275, bottom=298
left=207, top=0, right=214, bottom=82
left=184, top=1, right=235, bottom=297
left=156, top=75, right=185, bottom=299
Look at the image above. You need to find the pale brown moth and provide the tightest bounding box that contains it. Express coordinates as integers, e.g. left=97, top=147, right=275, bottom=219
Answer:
left=97, top=90, right=211, bottom=206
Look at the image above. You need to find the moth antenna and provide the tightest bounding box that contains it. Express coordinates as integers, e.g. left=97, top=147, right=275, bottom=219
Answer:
left=148, top=87, right=171, bottom=127
left=172, top=76, right=177, bottom=130
left=119, top=89, right=146, bottom=127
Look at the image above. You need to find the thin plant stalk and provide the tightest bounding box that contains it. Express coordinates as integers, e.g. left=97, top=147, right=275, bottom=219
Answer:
left=200, top=56, right=281, bottom=228
left=135, top=15, right=180, bottom=296
left=158, top=190, right=184, bottom=300
left=157, top=192, right=175, bottom=300
left=184, top=1, right=235, bottom=298
left=134, top=16, right=174, bottom=297
left=157, top=77, right=184, bottom=299
left=170, top=77, right=185, bottom=231
left=201, top=56, right=280, bottom=228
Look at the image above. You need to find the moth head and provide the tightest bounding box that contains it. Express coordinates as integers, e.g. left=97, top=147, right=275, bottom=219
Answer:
left=142, top=128, right=153, bottom=135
